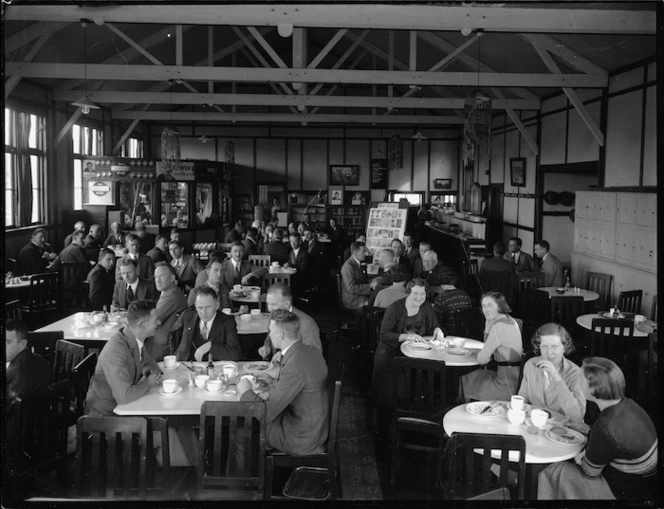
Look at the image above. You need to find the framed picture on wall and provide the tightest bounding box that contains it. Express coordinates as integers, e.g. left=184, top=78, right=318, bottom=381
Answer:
left=329, top=186, right=343, bottom=205
left=348, top=191, right=368, bottom=206
left=510, top=158, right=527, bottom=187
left=433, top=178, right=452, bottom=189
left=330, top=165, right=360, bottom=186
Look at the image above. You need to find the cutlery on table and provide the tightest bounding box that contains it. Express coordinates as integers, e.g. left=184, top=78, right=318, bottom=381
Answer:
left=182, top=362, right=195, bottom=372
left=481, top=401, right=499, bottom=414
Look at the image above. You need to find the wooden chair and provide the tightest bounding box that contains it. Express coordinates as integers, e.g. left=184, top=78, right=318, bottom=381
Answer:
left=27, top=331, right=63, bottom=365
left=75, top=416, right=148, bottom=499
left=5, top=299, right=23, bottom=320
left=52, top=339, right=86, bottom=382
left=453, top=307, right=485, bottom=342
left=440, top=432, right=527, bottom=500
left=262, top=273, right=291, bottom=290
left=198, top=401, right=266, bottom=499
left=618, top=290, right=643, bottom=315
left=249, top=254, right=271, bottom=268
left=8, top=379, right=73, bottom=499
left=71, top=352, right=97, bottom=420
left=59, top=261, right=92, bottom=311
left=390, top=417, right=446, bottom=499
left=586, top=272, right=613, bottom=311
left=21, top=273, right=59, bottom=326
left=550, top=295, right=584, bottom=331
left=394, top=356, right=451, bottom=423
left=360, top=306, right=386, bottom=396
left=519, top=288, right=550, bottom=344
left=334, top=273, right=359, bottom=342
left=145, top=417, right=171, bottom=499
left=589, top=318, right=635, bottom=360
left=277, top=377, right=343, bottom=501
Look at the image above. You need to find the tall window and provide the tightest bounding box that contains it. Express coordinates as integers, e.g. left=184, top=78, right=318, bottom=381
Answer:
left=121, top=137, right=144, bottom=158
left=4, top=106, right=47, bottom=228
left=72, top=123, right=104, bottom=210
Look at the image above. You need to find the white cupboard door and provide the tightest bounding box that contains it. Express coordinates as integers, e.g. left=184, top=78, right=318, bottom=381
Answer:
left=599, top=193, right=616, bottom=225
left=635, top=194, right=656, bottom=229
left=588, top=227, right=601, bottom=254
left=633, top=230, right=655, bottom=270
left=616, top=193, right=636, bottom=226
left=575, top=192, right=589, bottom=220
left=588, top=194, right=602, bottom=221
left=599, top=229, right=615, bottom=260
left=615, top=228, right=635, bottom=264
left=574, top=222, right=587, bottom=253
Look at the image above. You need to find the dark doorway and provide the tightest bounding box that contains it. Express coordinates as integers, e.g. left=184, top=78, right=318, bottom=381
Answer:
left=483, top=184, right=504, bottom=250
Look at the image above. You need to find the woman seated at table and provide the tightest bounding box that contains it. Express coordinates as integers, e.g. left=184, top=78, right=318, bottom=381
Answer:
left=371, top=278, right=445, bottom=437
left=518, top=322, right=586, bottom=422
left=459, top=291, right=522, bottom=402
left=538, top=357, right=657, bottom=500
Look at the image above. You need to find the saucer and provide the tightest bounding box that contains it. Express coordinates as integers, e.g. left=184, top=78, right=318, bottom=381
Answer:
left=159, top=386, right=183, bottom=396
left=162, top=362, right=181, bottom=370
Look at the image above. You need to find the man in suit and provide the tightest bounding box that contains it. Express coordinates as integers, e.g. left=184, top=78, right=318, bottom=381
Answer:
left=287, top=232, right=311, bottom=296
left=85, top=300, right=162, bottom=417
left=224, top=220, right=245, bottom=243
left=241, top=227, right=259, bottom=258
left=479, top=242, right=518, bottom=305
left=82, top=223, right=104, bottom=261
left=403, top=232, right=419, bottom=270
left=49, top=230, right=91, bottom=297
left=88, top=248, right=117, bottom=310
left=257, top=224, right=274, bottom=254
left=258, top=283, right=322, bottom=361
left=412, top=240, right=432, bottom=278
left=341, top=241, right=378, bottom=309
left=262, top=228, right=290, bottom=265
left=236, top=310, right=328, bottom=458
left=103, top=221, right=125, bottom=248
left=63, top=220, right=86, bottom=248
left=134, top=220, right=155, bottom=254
left=5, top=319, right=51, bottom=405
left=148, top=264, right=188, bottom=361
left=421, top=250, right=460, bottom=288
left=504, top=236, right=539, bottom=273
left=342, top=234, right=366, bottom=263
left=169, top=240, right=203, bottom=291
left=111, top=257, right=159, bottom=311
left=187, top=259, right=232, bottom=309
left=115, top=233, right=155, bottom=282
left=221, top=242, right=268, bottom=289
left=147, top=235, right=171, bottom=264
left=390, top=238, right=411, bottom=270
left=173, top=287, right=242, bottom=362
left=17, top=228, right=57, bottom=275
left=535, top=239, right=564, bottom=288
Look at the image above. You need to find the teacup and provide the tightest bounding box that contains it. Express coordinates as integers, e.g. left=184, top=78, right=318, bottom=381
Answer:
left=510, top=395, right=525, bottom=411
left=530, top=409, right=549, bottom=428
left=221, top=308, right=232, bottom=315
left=206, top=380, right=222, bottom=392
left=194, top=374, right=209, bottom=388
left=233, top=284, right=243, bottom=291
left=251, top=290, right=261, bottom=299
left=635, top=314, right=646, bottom=323
left=250, top=308, right=261, bottom=316
left=222, top=364, right=237, bottom=378
left=271, top=261, right=280, bottom=267
left=92, top=313, right=104, bottom=324
left=507, top=409, right=526, bottom=425
left=240, top=314, right=251, bottom=322
left=453, top=338, right=466, bottom=349
left=163, top=355, right=177, bottom=368
left=162, top=379, right=179, bottom=393
left=241, top=374, right=256, bottom=385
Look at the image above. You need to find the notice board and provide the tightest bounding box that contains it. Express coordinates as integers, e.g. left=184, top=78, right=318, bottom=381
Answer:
left=370, top=159, right=388, bottom=189
left=365, top=201, right=409, bottom=255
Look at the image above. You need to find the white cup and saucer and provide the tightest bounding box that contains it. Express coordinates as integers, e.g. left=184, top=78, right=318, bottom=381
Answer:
left=160, top=379, right=182, bottom=396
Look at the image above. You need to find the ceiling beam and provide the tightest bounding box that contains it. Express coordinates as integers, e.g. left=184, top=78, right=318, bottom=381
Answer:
left=293, top=27, right=307, bottom=96
left=491, top=88, right=539, bottom=156
left=5, top=32, right=52, bottom=99
left=246, top=26, right=287, bottom=68
left=518, top=34, right=608, bottom=77
left=55, top=108, right=84, bottom=146
left=310, top=49, right=369, bottom=115
left=113, top=111, right=466, bottom=124
left=308, top=29, right=348, bottom=70
left=6, top=5, right=655, bottom=34
left=8, top=62, right=609, bottom=88
left=5, top=21, right=72, bottom=55
left=112, top=104, right=152, bottom=154
left=54, top=91, right=539, bottom=110
left=309, top=30, right=369, bottom=97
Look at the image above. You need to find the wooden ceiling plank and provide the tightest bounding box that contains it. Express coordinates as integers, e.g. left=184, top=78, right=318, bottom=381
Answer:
left=6, top=5, right=655, bottom=34
left=246, top=26, right=287, bottom=68
left=388, top=30, right=394, bottom=98
left=293, top=28, right=307, bottom=96
left=6, top=21, right=72, bottom=55
left=530, top=41, right=604, bottom=146
left=112, top=104, right=151, bottom=154
left=519, top=34, right=608, bottom=77
left=105, top=23, right=163, bottom=65
left=409, top=31, right=417, bottom=71
left=176, top=25, right=183, bottom=66
left=429, top=33, right=480, bottom=73
left=310, top=49, right=368, bottom=114
left=55, top=108, right=84, bottom=146
left=239, top=47, right=298, bottom=114
left=308, top=29, right=348, bottom=69
left=492, top=87, right=539, bottom=155
left=208, top=26, right=214, bottom=95
left=5, top=32, right=51, bottom=99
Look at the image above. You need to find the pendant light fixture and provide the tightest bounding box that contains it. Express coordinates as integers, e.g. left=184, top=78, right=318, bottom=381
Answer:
left=198, top=104, right=210, bottom=143
left=71, top=19, right=100, bottom=115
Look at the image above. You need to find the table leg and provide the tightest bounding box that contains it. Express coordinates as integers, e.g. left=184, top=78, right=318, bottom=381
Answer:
left=525, top=463, right=548, bottom=500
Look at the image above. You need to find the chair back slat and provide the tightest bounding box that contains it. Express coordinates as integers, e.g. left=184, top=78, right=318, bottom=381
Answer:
left=72, top=353, right=97, bottom=417
left=618, top=290, right=643, bottom=314
left=550, top=295, right=584, bottom=330
left=587, top=272, right=613, bottom=310
left=27, top=331, right=63, bottom=364
left=394, top=357, right=448, bottom=420
left=145, top=417, right=170, bottom=496
left=590, top=318, right=634, bottom=360
left=249, top=255, right=271, bottom=268
left=5, top=299, right=23, bottom=321
left=262, top=273, right=291, bottom=290
left=53, top=339, right=86, bottom=382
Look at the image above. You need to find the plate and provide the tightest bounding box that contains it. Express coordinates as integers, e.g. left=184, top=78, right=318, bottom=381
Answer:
left=465, top=401, right=507, bottom=417
left=241, top=286, right=261, bottom=292
left=602, top=312, right=625, bottom=319
left=545, top=427, right=585, bottom=446
left=162, top=362, right=181, bottom=370
left=223, top=389, right=237, bottom=396
left=214, top=360, right=238, bottom=368
left=245, top=361, right=273, bottom=372
left=158, top=386, right=183, bottom=396
left=444, top=347, right=471, bottom=357
left=405, top=342, right=433, bottom=351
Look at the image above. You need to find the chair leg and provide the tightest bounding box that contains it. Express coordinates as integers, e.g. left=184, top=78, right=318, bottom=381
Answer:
left=265, top=455, right=274, bottom=500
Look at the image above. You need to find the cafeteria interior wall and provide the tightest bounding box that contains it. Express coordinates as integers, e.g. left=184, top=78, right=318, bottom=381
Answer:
left=604, top=90, right=644, bottom=187
left=541, top=216, right=575, bottom=265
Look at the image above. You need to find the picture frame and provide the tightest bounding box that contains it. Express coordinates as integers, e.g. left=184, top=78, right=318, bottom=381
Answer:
left=433, top=178, right=452, bottom=190
left=329, top=186, right=343, bottom=206
left=510, top=158, right=527, bottom=187
left=347, top=191, right=368, bottom=206
left=430, top=192, right=447, bottom=207
left=330, top=165, right=360, bottom=186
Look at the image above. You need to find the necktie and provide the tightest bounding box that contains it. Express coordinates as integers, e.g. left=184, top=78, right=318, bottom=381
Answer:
left=127, top=285, right=135, bottom=302
left=175, top=260, right=183, bottom=277
left=139, top=347, right=144, bottom=364
left=511, top=253, right=516, bottom=264
left=201, top=321, right=209, bottom=340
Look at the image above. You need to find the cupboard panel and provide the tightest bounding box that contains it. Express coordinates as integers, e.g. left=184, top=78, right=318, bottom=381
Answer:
left=615, top=228, right=635, bottom=264
left=616, top=193, right=636, bottom=226
left=575, top=192, right=589, bottom=220
left=599, top=193, right=616, bottom=225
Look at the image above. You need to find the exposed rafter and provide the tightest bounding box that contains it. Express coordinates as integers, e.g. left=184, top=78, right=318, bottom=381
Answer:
left=5, top=21, right=72, bottom=55
left=492, top=88, right=539, bottom=156
left=5, top=32, right=52, bottom=99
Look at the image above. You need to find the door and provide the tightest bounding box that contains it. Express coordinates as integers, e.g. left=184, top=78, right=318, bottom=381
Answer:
left=633, top=230, right=654, bottom=269
left=485, top=184, right=504, bottom=250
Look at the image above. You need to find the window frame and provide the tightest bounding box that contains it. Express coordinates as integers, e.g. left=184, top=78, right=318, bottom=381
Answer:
left=72, top=122, right=105, bottom=210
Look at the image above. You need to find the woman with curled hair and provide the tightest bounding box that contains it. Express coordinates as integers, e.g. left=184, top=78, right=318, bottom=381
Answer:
left=538, top=357, right=658, bottom=500
left=459, top=291, right=523, bottom=402
left=518, top=322, right=586, bottom=422
left=371, top=278, right=445, bottom=437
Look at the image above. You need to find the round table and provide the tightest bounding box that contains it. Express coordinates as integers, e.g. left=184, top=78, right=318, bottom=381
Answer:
left=5, top=277, right=31, bottom=289
left=399, top=337, right=483, bottom=367
left=234, top=312, right=270, bottom=335
left=576, top=313, right=653, bottom=338
left=443, top=403, right=585, bottom=465
left=539, top=287, right=599, bottom=302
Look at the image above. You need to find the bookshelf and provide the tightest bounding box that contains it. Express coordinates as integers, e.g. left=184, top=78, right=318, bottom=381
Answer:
left=328, top=205, right=367, bottom=241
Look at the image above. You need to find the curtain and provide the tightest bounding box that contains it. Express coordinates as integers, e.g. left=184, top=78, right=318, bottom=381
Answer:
left=16, top=113, right=33, bottom=226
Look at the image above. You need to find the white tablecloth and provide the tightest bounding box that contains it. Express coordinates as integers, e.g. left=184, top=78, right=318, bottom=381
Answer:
left=36, top=312, right=123, bottom=342
left=539, top=287, right=599, bottom=302
left=399, top=337, right=484, bottom=367
left=576, top=313, right=651, bottom=338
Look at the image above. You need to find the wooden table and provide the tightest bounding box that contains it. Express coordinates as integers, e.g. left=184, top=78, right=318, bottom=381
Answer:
left=399, top=337, right=483, bottom=367
left=35, top=312, right=124, bottom=348
left=114, top=360, right=279, bottom=416
left=539, top=287, right=599, bottom=302
left=576, top=313, right=653, bottom=338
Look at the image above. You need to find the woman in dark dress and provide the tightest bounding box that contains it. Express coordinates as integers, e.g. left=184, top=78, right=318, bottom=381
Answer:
left=371, top=278, right=444, bottom=438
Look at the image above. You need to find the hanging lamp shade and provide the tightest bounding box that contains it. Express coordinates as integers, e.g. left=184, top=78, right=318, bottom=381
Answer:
left=71, top=96, right=99, bottom=115
left=160, top=125, right=181, bottom=177
left=462, top=90, right=492, bottom=168
left=388, top=134, right=403, bottom=171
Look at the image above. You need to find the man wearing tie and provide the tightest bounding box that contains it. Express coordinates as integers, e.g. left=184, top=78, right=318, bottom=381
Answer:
left=148, top=264, right=188, bottom=361
left=169, top=240, right=203, bottom=292
left=187, top=258, right=232, bottom=309
left=535, top=240, right=565, bottom=288
left=172, top=287, right=242, bottom=362
left=111, top=257, right=158, bottom=311
left=286, top=232, right=311, bottom=297
left=221, top=242, right=268, bottom=289
left=504, top=236, right=539, bottom=273
left=115, top=234, right=155, bottom=282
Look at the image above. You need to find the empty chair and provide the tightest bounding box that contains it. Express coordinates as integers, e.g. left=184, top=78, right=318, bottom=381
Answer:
left=75, top=416, right=148, bottom=499
left=21, top=273, right=59, bottom=327
left=198, top=401, right=266, bottom=499
left=71, top=352, right=98, bottom=419
left=262, top=273, right=291, bottom=290
left=5, top=299, right=22, bottom=321
left=27, top=331, right=63, bottom=365
left=590, top=318, right=638, bottom=395
left=52, top=339, right=86, bottom=382
left=440, top=432, right=527, bottom=500
left=249, top=254, right=271, bottom=268
left=59, top=261, right=92, bottom=311
left=586, top=272, right=612, bottom=311
left=453, top=307, right=485, bottom=342
left=618, top=290, right=643, bottom=315
left=394, top=356, right=451, bottom=424
left=550, top=295, right=584, bottom=330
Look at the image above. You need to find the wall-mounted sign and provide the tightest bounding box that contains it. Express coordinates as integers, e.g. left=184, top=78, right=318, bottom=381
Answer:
left=156, top=161, right=195, bottom=181
left=370, top=159, right=388, bottom=189
left=85, top=180, right=115, bottom=206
